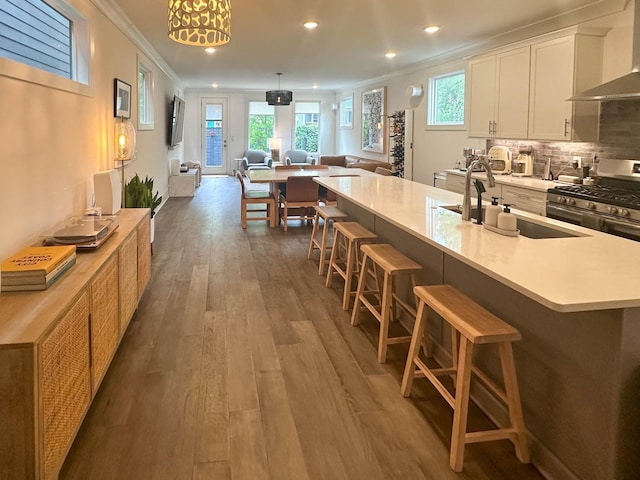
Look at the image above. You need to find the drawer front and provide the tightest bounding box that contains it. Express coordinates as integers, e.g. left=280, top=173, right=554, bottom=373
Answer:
left=119, top=232, right=138, bottom=333
left=40, top=291, right=90, bottom=479
left=502, top=186, right=546, bottom=215
left=137, top=217, right=151, bottom=299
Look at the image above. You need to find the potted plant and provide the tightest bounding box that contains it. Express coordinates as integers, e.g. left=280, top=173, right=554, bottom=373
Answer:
left=124, top=174, right=162, bottom=243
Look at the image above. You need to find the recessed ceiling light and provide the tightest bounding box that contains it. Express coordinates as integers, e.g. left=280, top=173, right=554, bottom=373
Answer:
left=304, top=21, right=318, bottom=29
left=312, top=84, right=318, bottom=89
left=385, top=52, right=396, bottom=59
left=211, top=83, right=218, bottom=88
left=205, top=47, right=216, bottom=54
left=424, top=26, right=440, bottom=34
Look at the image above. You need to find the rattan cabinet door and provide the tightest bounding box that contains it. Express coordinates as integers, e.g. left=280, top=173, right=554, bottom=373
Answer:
left=137, top=216, right=151, bottom=299
left=39, top=291, right=90, bottom=479
left=119, top=231, right=138, bottom=333
left=89, top=253, right=119, bottom=393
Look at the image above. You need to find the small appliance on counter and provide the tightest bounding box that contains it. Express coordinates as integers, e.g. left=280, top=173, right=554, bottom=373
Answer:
left=487, top=146, right=511, bottom=174
left=462, top=147, right=485, bottom=169
left=512, top=145, right=533, bottom=177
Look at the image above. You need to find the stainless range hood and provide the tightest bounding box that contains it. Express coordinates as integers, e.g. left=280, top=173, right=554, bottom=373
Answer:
left=570, top=0, right=640, bottom=101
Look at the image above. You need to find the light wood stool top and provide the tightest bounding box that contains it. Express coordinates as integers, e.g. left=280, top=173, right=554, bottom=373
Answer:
left=308, top=206, right=349, bottom=275
left=351, top=243, right=422, bottom=363
left=401, top=284, right=530, bottom=472
left=325, top=222, right=377, bottom=311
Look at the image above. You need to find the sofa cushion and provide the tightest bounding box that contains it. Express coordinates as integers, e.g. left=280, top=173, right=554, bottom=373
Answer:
left=319, top=155, right=346, bottom=167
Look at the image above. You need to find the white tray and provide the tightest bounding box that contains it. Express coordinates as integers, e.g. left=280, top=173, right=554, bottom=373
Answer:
left=483, top=223, right=519, bottom=237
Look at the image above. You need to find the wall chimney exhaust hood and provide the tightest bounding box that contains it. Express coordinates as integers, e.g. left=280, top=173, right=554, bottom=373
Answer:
left=571, top=0, right=640, bottom=101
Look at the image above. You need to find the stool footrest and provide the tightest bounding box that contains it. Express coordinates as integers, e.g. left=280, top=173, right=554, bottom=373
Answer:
left=386, top=335, right=412, bottom=345
left=465, top=428, right=519, bottom=444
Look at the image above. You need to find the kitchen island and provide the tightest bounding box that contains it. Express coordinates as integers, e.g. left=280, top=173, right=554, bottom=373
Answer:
left=315, top=174, right=640, bottom=480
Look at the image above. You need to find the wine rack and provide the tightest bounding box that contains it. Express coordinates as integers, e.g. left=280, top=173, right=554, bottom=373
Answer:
left=389, top=110, right=405, bottom=177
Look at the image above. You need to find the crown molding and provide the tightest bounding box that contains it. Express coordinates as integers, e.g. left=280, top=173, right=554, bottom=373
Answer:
left=89, top=0, right=182, bottom=86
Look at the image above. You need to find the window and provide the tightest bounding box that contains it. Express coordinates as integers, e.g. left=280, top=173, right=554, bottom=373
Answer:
left=427, top=71, right=465, bottom=127
left=294, top=101, right=320, bottom=153
left=138, top=57, right=154, bottom=130
left=248, top=101, right=274, bottom=151
left=0, top=0, right=90, bottom=90
left=340, top=95, right=353, bottom=128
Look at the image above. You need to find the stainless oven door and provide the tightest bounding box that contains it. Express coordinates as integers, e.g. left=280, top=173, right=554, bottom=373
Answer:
left=603, top=217, right=640, bottom=241
left=547, top=204, right=640, bottom=241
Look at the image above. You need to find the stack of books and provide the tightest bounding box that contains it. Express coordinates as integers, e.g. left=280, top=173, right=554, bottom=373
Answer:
left=1, top=245, right=76, bottom=292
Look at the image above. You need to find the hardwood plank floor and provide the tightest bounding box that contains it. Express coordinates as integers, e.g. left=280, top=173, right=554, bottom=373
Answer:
left=60, top=176, right=545, bottom=480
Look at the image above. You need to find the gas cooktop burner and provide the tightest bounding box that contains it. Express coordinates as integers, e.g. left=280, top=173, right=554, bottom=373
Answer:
left=550, top=184, right=640, bottom=209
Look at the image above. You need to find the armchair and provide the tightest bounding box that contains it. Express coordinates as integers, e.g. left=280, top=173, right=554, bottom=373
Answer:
left=241, top=150, right=273, bottom=173
left=284, top=149, right=316, bottom=166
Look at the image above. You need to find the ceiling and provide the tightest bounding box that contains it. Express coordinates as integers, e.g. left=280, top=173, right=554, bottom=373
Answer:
left=111, top=0, right=628, bottom=91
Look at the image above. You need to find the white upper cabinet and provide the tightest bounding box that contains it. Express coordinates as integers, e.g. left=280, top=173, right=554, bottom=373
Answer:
left=468, top=46, right=530, bottom=139
left=528, top=32, right=604, bottom=141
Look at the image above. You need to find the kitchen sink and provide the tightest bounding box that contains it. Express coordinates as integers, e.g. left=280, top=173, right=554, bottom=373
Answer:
left=440, top=205, right=584, bottom=239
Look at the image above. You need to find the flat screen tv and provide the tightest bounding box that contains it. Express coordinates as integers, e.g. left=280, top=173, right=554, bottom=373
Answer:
left=168, top=95, right=185, bottom=146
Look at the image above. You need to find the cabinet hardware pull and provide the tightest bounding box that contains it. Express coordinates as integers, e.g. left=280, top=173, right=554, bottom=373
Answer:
left=564, top=118, right=570, bottom=137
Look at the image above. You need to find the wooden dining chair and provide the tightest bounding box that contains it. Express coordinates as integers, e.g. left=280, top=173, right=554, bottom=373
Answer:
left=279, top=176, right=319, bottom=231
left=235, top=171, right=277, bottom=228
left=275, top=165, right=300, bottom=170
left=300, top=164, right=329, bottom=170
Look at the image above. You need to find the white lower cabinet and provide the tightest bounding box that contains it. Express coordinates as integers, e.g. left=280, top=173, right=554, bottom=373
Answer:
left=501, top=185, right=547, bottom=216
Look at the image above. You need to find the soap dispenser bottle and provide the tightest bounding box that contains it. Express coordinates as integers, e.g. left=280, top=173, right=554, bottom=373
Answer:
left=497, top=204, right=517, bottom=232
left=485, top=196, right=501, bottom=227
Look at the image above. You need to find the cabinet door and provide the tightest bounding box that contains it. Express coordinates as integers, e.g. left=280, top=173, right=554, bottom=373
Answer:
left=137, top=216, right=151, bottom=299
left=528, top=36, right=575, bottom=140
left=445, top=173, right=466, bottom=194
left=39, top=291, right=90, bottom=479
left=119, top=231, right=138, bottom=333
left=495, top=46, right=530, bottom=138
left=502, top=185, right=547, bottom=216
left=89, top=253, right=119, bottom=393
left=467, top=55, right=496, bottom=137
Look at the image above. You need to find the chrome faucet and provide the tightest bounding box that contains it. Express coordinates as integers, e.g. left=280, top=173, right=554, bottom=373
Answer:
left=462, top=157, right=496, bottom=221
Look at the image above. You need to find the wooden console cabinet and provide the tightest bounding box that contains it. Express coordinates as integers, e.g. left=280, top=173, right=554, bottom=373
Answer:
left=0, top=209, right=151, bottom=479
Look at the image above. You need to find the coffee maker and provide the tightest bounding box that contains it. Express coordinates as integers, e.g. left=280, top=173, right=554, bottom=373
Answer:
left=512, top=145, right=533, bottom=177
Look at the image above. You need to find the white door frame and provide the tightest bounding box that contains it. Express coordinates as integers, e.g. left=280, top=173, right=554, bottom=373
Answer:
left=201, top=97, right=228, bottom=175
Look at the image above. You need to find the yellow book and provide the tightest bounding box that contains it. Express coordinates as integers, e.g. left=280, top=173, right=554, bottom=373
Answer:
left=1, top=245, right=76, bottom=275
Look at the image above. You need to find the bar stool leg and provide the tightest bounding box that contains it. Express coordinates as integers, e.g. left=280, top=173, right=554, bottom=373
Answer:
left=307, top=210, right=321, bottom=259
left=377, top=272, right=393, bottom=363
left=499, top=342, right=531, bottom=463
left=401, top=299, right=428, bottom=397
left=350, top=252, right=370, bottom=326
left=450, top=338, right=474, bottom=472
left=342, top=238, right=356, bottom=310
left=325, top=229, right=342, bottom=288
left=319, top=217, right=332, bottom=275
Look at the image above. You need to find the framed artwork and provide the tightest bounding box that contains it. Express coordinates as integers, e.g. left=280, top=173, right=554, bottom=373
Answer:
left=340, top=94, right=353, bottom=129
left=114, top=78, right=132, bottom=118
left=361, top=87, right=386, bottom=153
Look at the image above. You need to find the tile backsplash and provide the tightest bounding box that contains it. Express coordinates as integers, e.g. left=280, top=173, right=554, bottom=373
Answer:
left=488, top=99, right=640, bottom=178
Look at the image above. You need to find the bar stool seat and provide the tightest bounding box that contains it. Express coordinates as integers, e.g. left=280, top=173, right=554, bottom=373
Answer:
left=325, top=222, right=377, bottom=311
left=401, top=284, right=530, bottom=472
left=307, top=205, right=349, bottom=275
left=350, top=243, right=422, bottom=363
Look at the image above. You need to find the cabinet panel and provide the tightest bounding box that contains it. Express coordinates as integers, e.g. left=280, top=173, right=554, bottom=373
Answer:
left=445, top=173, right=501, bottom=199
left=137, top=217, right=151, bottom=299
left=89, top=253, right=119, bottom=393
left=495, top=46, right=530, bottom=138
left=119, top=232, right=138, bottom=333
left=468, top=56, right=496, bottom=137
left=39, top=291, right=90, bottom=479
left=502, top=185, right=547, bottom=216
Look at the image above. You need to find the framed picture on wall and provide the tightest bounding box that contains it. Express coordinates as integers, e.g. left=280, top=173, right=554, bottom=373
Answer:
left=340, top=94, right=353, bottom=129
left=361, top=87, right=386, bottom=153
left=114, top=78, right=132, bottom=118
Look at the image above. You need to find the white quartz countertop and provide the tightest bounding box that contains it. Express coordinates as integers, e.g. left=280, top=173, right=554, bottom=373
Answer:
left=315, top=175, right=640, bottom=313
left=444, top=169, right=562, bottom=192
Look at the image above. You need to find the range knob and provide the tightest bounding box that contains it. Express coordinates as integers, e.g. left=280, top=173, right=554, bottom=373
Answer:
left=607, top=206, right=618, bottom=215
left=558, top=196, right=567, bottom=204
left=586, top=202, right=597, bottom=210
left=620, top=208, right=630, bottom=217
left=567, top=198, right=576, bottom=206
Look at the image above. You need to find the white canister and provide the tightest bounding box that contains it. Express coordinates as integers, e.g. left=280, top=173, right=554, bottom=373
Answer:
left=485, top=196, right=501, bottom=227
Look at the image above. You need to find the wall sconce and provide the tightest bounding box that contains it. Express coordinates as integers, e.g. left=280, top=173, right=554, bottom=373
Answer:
left=407, top=85, right=423, bottom=98
left=115, top=117, right=136, bottom=206
left=268, top=137, right=281, bottom=163
left=331, top=103, right=339, bottom=111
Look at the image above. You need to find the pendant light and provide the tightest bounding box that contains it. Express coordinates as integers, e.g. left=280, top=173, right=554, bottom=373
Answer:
left=168, top=0, right=231, bottom=47
left=266, top=73, right=293, bottom=106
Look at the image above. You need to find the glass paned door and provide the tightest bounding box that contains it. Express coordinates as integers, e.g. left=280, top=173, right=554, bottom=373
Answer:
left=201, top=98, right=228, bottom=174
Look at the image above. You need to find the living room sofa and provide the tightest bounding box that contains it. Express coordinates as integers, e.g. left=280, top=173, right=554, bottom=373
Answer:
left=319, top=154, right=391, bottom=172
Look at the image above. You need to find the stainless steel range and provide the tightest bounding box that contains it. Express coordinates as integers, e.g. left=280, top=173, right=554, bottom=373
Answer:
left=546, top=158, right=640, bottom=241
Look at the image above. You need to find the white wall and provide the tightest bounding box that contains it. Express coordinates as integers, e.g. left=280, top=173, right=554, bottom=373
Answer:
left=182, top=89, right=336, bottom=171
left=0, top=0, right=181, bottom=261
left=335, top=3, right=633, bottom=186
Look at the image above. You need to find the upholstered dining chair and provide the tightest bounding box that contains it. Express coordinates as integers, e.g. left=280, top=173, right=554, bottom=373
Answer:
left=279, top=176, right=319, bottom=231
left=375, top=166, right=394, bottom=176
left=235, top=171, right=277, bottom=228
left=284, top=149, right=316, bottom=166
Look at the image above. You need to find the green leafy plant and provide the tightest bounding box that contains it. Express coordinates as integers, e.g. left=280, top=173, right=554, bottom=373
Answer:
left=124, top=174, right=162, bottom=218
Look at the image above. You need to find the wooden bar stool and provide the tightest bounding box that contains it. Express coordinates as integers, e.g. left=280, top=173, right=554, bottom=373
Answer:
left=307, top=205, right=348, bottom=275
left=401, top=284, right=530, bottom=472
left=350, top=243, right=422, bottom=363
left=325, top=222, right=377, bottom=311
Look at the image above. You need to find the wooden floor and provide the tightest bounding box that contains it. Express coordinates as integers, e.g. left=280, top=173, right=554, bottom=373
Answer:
left=61, top=176, right=545, bottom=480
